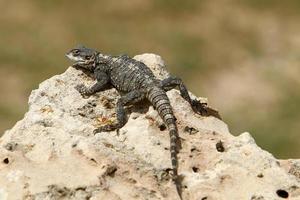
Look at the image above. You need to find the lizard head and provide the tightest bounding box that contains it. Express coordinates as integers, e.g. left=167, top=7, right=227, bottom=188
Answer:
left=66, top=46, right=98, bottom=71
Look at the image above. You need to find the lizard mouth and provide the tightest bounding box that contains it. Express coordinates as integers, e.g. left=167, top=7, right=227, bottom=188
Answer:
left=66, top=54, right=85, bottom=63
left=65, top=53, right=89, bottom=67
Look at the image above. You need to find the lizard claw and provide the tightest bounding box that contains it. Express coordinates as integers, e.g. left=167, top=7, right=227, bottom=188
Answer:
left=75, top=84, right=91, bottom=96
left=191, top=100, right=222, bottom=120
left=93, top=128, right=101, bottom=134
left=191, top=99, right=208, bottom=115
left=93, top=124, right=120, bottom=134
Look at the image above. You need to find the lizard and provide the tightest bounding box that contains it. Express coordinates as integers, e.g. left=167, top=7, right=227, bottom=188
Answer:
left=66, top=46, right=221, bottom=199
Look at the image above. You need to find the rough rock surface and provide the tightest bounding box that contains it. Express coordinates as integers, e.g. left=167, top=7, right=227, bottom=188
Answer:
left=0, top=54, right=300, bottom=200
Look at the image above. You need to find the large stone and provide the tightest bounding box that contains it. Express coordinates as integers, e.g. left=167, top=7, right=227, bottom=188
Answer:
left=0, top=54, right=299, bottom=200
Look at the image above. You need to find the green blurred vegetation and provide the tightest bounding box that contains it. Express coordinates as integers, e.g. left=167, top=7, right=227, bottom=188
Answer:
left=1, top=0, right=300, bottom=158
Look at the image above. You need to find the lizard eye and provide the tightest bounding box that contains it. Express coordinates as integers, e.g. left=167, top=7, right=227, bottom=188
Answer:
left=73, top=49, right=80, bottom=55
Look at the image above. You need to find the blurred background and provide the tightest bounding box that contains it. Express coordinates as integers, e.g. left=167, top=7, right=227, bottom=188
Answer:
left=0, top=0, right=300, bottom=158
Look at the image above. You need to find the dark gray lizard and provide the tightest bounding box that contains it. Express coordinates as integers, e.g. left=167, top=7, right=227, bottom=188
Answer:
left=66, top=46, right=221, bottom=199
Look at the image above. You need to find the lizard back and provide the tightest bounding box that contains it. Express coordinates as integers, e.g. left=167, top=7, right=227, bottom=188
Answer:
left=108, top=55, right=159, bottom=92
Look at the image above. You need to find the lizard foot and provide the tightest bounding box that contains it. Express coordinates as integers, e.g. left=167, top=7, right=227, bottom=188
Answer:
left=191, top=99, right=222, bottom=120
left=93, top=124, right=120, bottom=134
left=191, top=99, right=208, bottom=115
left=75, top=84, right=91, bottom=96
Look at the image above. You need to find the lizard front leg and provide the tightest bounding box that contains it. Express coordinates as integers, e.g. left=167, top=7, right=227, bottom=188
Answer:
left=161, top=76, right=221, bottom=119
left=93, top=89, right=146, bottom=133
left=76, top=71, right=109, bottom=96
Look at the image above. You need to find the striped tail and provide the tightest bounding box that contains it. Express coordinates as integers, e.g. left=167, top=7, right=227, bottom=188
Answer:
left=147, top=87, right=182, bottom=199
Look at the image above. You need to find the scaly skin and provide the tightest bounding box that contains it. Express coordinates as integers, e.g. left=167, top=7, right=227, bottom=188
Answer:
left=66, top=46, right=221, bottom=199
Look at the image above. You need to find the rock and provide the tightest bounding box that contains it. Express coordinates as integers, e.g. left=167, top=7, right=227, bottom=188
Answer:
left=0, top=54, right=299, bottom=200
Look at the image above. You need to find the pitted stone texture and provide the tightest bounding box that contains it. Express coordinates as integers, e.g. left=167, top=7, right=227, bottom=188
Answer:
left=0, top=54, right=299, bottom=200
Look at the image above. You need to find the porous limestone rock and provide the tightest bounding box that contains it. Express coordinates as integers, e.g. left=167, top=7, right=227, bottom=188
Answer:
left=0, top=54, right=300, bottom=200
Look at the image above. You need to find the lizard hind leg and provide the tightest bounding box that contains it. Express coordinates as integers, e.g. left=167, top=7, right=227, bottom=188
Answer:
left=93, top=90, right=146, bottom=133
left=161, top=76, right=221, bottom=119
left=160, top=76, right=206, bottom=113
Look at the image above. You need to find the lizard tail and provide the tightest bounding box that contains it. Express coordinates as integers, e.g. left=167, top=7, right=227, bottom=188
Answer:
left=169, top=126, right=182, bottom=200
left=147, top=87, right=182, bottom=199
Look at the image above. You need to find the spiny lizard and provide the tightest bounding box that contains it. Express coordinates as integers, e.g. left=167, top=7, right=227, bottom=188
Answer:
left=66, top=46, right=220, bottom=199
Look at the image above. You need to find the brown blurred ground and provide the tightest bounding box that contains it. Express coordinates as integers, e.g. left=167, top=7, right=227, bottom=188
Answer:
left=1, top=0, right=300, bottom=158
